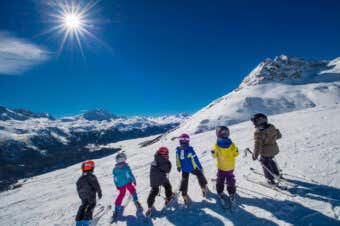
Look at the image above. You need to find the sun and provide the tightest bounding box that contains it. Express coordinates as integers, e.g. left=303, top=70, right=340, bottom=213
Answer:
left=40, top=0, right=106, bottom=57
left=63, top=13, right=82, bottom=30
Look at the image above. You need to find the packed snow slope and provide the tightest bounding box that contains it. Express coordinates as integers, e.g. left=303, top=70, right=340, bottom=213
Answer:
left=175, top=55, right=340, bottom=134
left=0, top=104, right=339, bottom=226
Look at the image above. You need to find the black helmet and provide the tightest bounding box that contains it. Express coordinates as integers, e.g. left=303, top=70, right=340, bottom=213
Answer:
left=216, top=126, right=230, bottom=138
left=251, top=113, right=268, bottom=127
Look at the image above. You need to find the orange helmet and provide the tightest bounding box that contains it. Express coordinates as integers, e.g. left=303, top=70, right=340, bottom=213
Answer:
left=81, top=160, right=95, bottom=171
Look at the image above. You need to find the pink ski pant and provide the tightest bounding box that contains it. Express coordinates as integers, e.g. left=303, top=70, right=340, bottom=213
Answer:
left=115, top=183, right=136, bottom=206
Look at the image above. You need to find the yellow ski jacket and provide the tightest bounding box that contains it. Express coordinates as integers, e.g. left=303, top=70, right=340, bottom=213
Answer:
left=212, top=142, right=239, bottom=171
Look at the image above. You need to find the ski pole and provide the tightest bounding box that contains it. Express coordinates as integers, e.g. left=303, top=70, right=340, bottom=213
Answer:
left=244, top=148, right=281, bottom=182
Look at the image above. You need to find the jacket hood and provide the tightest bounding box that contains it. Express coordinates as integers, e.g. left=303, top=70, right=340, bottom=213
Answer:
left=256, top=123, right=275, bottom=131
left=217, top=138, right=232, bottom=148
left=176, top=145, right=192, bottom=151
left=115, top=162, right=126, bottom=169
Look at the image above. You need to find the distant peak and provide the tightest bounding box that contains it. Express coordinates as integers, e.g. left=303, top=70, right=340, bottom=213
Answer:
left=236, top=55, right=335, bottom=91
left=82, top=109, right=119, bottom=121
left=0, top=106, right=54, bottom=121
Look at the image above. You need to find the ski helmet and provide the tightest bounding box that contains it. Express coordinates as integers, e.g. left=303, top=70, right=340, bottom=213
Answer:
left=82, top=160, right=95, bottom=172
left=179, top=133, right=190, bottom=145
left=251, top=113, right=268, bottom=127
left=216, top=126, right=230, bottom=138
left=116, top=152, right=127, bottom=163
left=157, top=147, right=169, bottom=159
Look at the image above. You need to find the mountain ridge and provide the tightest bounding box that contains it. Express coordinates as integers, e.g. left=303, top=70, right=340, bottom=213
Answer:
left=172, top=55, right=340, bottom=135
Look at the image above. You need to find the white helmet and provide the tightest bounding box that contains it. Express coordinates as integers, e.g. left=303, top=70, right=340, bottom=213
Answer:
left=116, top=152, right=127, bottom=163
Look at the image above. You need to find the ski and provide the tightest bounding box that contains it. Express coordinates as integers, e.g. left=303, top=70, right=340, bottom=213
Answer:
left=91, top=205, right=112, bottom=226
left=144, top=191, right=180, bottom=222
left=243, top=175, right=295, bottom=197
left=282, top=172, right=320, bottom=184
left=161, top=191, right=180, bottom=212
left=249, top=167, right=297, bottom=188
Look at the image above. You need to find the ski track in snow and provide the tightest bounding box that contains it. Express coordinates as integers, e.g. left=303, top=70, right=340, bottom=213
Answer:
left=1, top=105, right=340, bottom=226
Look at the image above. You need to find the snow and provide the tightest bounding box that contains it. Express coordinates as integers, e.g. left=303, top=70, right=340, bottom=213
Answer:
left=1, top=104, right=339, bottom=226
left=173, top=81, right=340, bottom=135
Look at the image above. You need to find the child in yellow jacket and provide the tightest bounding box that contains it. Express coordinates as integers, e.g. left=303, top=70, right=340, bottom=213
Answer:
left=211, top=126, right=239, bottom=197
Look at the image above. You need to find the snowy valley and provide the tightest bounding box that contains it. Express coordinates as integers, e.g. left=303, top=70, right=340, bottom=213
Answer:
left=0, top=107, right=188, bottom=190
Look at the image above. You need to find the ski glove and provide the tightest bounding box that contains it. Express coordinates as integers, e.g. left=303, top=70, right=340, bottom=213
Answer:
left=177, top=167, right=181, bottom=172
left=133, top=181, right=136, bottom=186
left=98, top=193, right=102, bottom=200
left=252, top=153, right=257, bottom=161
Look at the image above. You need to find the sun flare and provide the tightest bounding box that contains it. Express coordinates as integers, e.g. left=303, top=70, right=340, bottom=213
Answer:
left=41, top=0, right=105, bottom=57
left=64, top=14, right=82, bottom=30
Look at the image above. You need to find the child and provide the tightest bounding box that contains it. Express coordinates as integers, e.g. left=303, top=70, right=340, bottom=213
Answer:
left=251, top=113, right=282, bottom=184
left=146, top=147, right=173, bottom=215
left=211, top=126, right=239, bottom=199
left=176, top=133, right=208, bottom=203
left=76, top=160, right=102, bottom=226
left=112, top=152, right=141, bottom=219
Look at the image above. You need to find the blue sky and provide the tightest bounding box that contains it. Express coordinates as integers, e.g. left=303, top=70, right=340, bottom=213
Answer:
left=0, top=0, right=340, bottom=117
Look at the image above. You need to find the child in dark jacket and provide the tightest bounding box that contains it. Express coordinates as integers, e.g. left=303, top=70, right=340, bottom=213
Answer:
left=176, top=134, right=208, bottom=203
left=112, top=152, right=141, bottom=218
left=76, top=160, right=102, bottom=226
left=146, top=147, right=173, bottom=215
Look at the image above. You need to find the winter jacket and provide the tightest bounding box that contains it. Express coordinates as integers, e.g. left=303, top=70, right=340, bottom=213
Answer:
left=176, top=146, right=203, bottom=173
left=113, top=162, right=136, bottom=188
left=76, top=172, right=102, bottom=202
left=212, top=138, right=239, bottom=171
left=253, top=123, right=282, bottom=159
left=150, top=154, right=172, bottom=187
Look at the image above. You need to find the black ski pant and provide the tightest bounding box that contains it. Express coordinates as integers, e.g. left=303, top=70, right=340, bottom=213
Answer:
left=180, top=169, right=207, bottom=196
left=260, top=156, right=280, bottom=182
left=147, top=180, right=172, bottom=208
left=76, top=199, right=96, bottom=221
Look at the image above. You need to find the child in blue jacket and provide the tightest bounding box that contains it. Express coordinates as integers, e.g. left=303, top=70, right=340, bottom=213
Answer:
left=112, top=152, right=141, bottom=218
left=176, top=134, right=208, bottom=203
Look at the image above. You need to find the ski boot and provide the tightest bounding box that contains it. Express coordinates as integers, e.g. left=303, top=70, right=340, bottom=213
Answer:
left=266, top=179, right=276, bottom=185
left=111, top=205, right=122, bottom=222
left=182, top=195, right=190, bottom=205
left=134, top=200, right=143, bottom=210
left=201, top=185, right=209, bottom=197
left=229, top=193, right=236, bottom=202
left=217, top=193, right=228, bottom=209
left=165, top=192, right=178, bottom=206
left=145, top=206, right=154, bottom=217
left=76, top=220, right=90, bottom=226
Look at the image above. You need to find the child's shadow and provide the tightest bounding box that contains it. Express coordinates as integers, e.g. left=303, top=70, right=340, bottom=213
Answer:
left=161, top=194, right=277, bottom=226
left=285, top=178, right=340, bottom=205
left=117, top=209, right=153, bottom=226
left=240, top=195, right=339, bottom=226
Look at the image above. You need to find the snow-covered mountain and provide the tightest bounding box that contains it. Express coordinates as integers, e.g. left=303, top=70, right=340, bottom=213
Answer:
left=0, top=106, right=54, bottom=121
left=174, top=55, right=340, bottom=135
left=1, top=105, right=339, bottom=226
left=0, top=107, right=188, bottom=190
